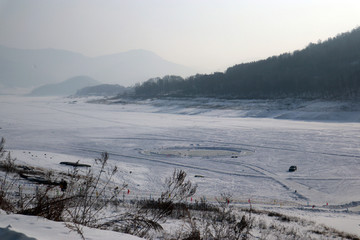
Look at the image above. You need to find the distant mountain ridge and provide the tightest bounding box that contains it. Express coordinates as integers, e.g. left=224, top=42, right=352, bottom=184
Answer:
left=29, top=76, right=99, bottom=96
left=0, top=46, right=195, bottom=88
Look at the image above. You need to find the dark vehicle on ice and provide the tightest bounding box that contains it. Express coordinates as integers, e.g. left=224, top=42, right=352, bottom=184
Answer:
left=288, top=166, right=297, bottom=172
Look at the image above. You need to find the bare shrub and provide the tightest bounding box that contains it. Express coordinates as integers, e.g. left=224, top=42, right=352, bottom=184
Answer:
left=161, top=169, right=197, bottom=202
left=182, top=228, right=201, bottom=240
left=0, top=173, right=16, bottom=212
left=0, top=143, right=166, bottom=238
left=0, top=144, right=128, bottom=238
left=105, top=211, right=164, bottom=238
left=258, top=219, right=267, bottom=230
left=0, top=138, right=18, bottom=212
left=62, top=152, right=127, bottom=231
left=104, top=169, right=197, bottom=238
left=0, top=152, right=17, bottom=173
left=0, top=138, right=5, bottom=159
left=178, top=193, right=253, bottom=240
left=0, top=138, right=17, bottom=174
left=18, top=186, right=69, bottom=221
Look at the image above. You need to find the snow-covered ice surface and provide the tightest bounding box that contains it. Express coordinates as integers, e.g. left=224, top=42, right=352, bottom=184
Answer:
left=0, top=95, right=360, bottom=238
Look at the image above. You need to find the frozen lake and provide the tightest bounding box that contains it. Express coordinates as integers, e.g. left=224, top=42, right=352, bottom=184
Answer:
left=1, top=96, right=360, bottom=206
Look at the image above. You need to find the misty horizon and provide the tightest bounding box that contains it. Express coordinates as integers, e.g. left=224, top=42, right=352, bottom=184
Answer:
left=1, top=0, right=359, bottom=73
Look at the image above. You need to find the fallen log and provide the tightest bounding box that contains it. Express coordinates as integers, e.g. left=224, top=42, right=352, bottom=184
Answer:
left=59, top=161, right=91, bottom=167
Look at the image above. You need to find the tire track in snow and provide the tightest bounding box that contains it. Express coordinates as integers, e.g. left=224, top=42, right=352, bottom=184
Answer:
left=70, top=140, right=357, bottom=203
left=206, top=158, right=349, bottom=202
left=208, top=139, right=360, bottom=159
left=71, top=146, right=327, bottom=203
left=286, top=177, right=360, bottom=181
left=206, top=158, right=307, bottom=200
left=69, top=146, right=270, bottom=179
left=237, top=162, right=333, bottom=202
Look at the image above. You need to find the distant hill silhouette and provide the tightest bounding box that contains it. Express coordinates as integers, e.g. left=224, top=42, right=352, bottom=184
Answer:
left=75, top=84, right=131, bottom=97
left=0, top=46, right=195, bottom=88
left=134, top=27, right=360, bottom=99
left=29, top=76, right=99, bottom=96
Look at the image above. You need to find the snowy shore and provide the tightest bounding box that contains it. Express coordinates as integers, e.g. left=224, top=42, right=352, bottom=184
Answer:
left=0, top=95, right=359, bottom=239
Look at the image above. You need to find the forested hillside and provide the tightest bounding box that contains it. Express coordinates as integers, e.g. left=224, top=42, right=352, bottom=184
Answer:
left=134, top=27, right=360, bottom=99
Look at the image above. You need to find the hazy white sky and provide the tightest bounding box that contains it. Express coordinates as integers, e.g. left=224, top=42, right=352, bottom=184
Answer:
left=0, top=0, right=359, bottom=72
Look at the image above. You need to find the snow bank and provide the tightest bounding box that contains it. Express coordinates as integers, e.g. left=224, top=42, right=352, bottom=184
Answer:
left=107, top=97, right=360, bottom=122
left=0, top=213, right=143, bottom=240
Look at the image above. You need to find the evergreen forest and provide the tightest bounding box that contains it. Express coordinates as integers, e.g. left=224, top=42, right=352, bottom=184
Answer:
left=134, top=27, right=360, bottom=99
